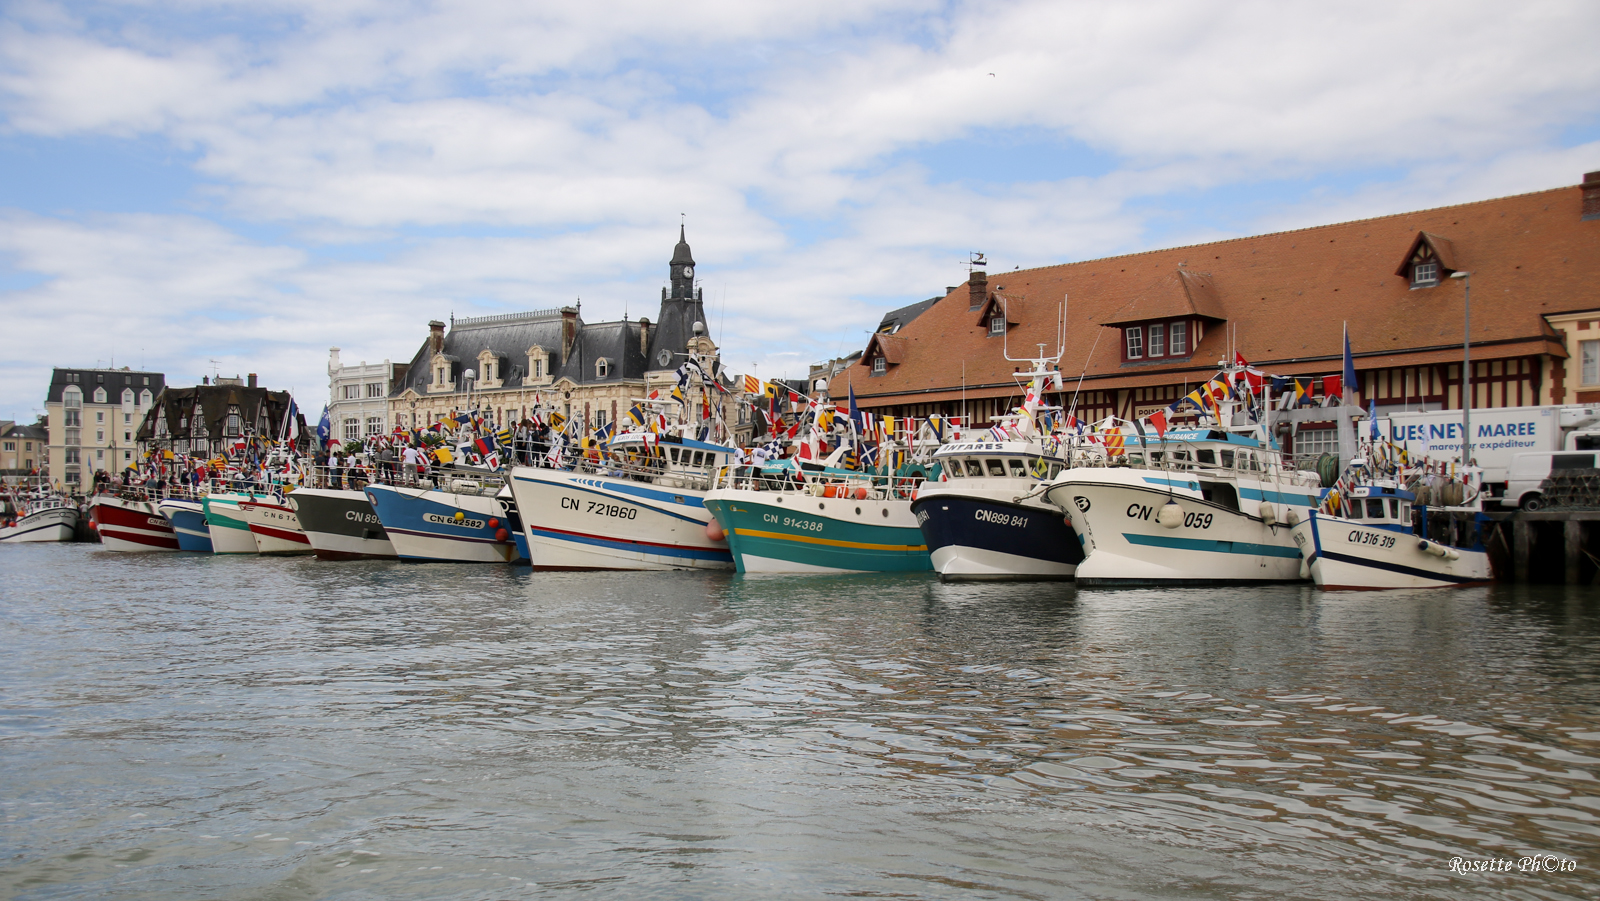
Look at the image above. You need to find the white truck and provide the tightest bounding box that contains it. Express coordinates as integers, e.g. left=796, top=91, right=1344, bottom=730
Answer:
left=1378, top=405, right=1600, bottom=504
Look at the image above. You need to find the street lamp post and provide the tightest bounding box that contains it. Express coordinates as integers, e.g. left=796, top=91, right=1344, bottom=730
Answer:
left=1451, top=270, right=1472, bottom=466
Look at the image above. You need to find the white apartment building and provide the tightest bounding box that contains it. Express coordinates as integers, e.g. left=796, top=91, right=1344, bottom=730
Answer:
left=328, top=349, right=405, bottom=442
left=43, top=368, right=165, bottom=489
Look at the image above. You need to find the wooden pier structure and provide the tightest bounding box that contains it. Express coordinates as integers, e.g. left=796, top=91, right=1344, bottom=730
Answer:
left=1479, top=511, right=1600, bottom=585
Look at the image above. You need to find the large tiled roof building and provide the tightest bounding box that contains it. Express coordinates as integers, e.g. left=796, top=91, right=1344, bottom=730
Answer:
left=834, top=171, right=1600, bottom=457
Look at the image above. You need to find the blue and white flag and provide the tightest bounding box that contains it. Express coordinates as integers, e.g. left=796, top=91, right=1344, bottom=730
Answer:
left=316, top=405, right=331, bottom=449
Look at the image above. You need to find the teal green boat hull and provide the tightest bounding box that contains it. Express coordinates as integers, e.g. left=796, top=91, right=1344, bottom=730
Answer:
left=705, top=491, right=932, bottom=574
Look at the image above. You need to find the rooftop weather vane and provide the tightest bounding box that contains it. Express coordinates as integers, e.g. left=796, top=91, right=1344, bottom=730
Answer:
left=969, top=252, right=986, bottom=272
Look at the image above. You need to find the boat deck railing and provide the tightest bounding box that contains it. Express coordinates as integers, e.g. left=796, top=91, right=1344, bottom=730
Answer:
left=712, top=465, right=923, bottom=500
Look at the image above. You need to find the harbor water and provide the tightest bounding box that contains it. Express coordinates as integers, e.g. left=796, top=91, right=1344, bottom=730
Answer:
left=2, top=544, right=1597, bottom=899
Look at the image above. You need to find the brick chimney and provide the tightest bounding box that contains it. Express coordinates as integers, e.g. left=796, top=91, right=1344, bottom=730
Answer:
left=638, top=317, right=651, bottom=356
left=968, top=270, right=988, bottom=310
left=428, top=320, right=446, bottom=354
left=247, top=373, right=257, bottom=388
left=560, top=307, right=579, bottom=365
left=1584, top=171, right=1600, bottom=221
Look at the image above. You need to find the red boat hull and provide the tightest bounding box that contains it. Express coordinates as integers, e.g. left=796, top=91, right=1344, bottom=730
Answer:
left=89, top=496, right=180, bottom=552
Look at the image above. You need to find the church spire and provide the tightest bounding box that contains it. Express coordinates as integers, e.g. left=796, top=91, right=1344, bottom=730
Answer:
left=671, top=224, right=694, bottom=266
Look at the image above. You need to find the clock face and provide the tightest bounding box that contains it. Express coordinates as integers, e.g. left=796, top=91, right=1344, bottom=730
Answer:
left=658, top=349, right=672, bottom=367
left=681, top=266, right=693, bottom=279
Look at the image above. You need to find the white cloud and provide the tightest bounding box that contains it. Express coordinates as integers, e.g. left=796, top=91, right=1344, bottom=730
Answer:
left=1, top=0, right=1598, bottom=420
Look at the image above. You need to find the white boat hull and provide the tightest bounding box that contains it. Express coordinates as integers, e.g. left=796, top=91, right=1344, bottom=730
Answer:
left=238, top=498, right=313, bottom=556
left=203, top=494, right=259, bottom=554
left=508, top=466, right=732, bottom=571
left=0, top=507, right=78, bottom=543
left=1290, top=512, right=1493, bottom=589
left=930, top=544, right=1076, bottom=580
left=1046, top=469, right=1315, bottom=586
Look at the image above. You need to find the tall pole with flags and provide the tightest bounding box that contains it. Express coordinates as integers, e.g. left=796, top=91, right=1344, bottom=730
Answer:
left=1341, top=322, right=1356, bottom=406
left=1452, top=270, right=1473, bottom=465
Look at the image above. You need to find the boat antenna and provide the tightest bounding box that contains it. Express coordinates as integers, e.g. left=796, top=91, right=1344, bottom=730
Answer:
left=1066, top=323, right=1105, bottom=423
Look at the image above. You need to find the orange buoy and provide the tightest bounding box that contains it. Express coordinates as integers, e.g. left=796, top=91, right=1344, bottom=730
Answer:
left=705, top=520, right=727, bottom=542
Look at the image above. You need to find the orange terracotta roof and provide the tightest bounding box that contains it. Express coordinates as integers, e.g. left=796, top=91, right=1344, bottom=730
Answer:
left=837, top=181, right=1600, bottom=406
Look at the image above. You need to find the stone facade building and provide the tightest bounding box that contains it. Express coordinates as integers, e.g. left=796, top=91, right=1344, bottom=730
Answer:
left=388, top=227, right=742, bottom=438
left=327, top=350, right=407, bottom=443
left=0, top=419, right=46, bottom=479
left=43, top=367, right=164, bottom=489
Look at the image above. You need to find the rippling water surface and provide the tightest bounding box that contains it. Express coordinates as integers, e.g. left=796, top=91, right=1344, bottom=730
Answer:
left=2, top=544, right=1598, bottom=899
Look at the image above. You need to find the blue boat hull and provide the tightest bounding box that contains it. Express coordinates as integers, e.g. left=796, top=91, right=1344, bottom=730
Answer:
left=365, top=484, right=522, bottom=564
left=160, top=503, right=214, bottom=554
left=912, top=493, right=1080, bottom=580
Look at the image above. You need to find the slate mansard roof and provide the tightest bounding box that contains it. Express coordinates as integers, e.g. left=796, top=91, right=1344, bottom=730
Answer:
left=391, top=308, right=650, bottom=397
left=45, top=368, right=165, bottom=405
left=395, top=227, right=716, bottom=397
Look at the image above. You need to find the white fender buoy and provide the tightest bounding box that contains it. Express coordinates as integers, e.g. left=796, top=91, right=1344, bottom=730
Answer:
left=1156, top=501, right=1183, bottom=529
left=1260, top=504, right=1277, bottom=526
left=1285, top=507, right=1300, bottom=526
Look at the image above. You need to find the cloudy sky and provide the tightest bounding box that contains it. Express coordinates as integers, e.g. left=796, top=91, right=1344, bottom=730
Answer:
left=2, top=0, right=1598, bottom=422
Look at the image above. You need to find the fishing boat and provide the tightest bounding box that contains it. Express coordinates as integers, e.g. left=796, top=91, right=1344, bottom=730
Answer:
left=1046, top=427, right=1321, bottom=586
left=507, top=431, right=736, bottom=571
left=703, top=398, right=940, bottom=575
left=911, top=355, right=1082, bottom=581
left=288, top=485, right=396, bottom=561
left=87, top=492, right=180, bottom=552
left=156, top=497, right=214, bottom=553
left=704, top=463, right=932, bottom=574
left=365, top=475, right=522, bottom=563
left=237, top=494, right=313, bottom=556
left=202, top=492, right=259, bottom=554
left=915, top=440, right=1080, bottom=580
left=0, top=495, right=80, bottom=543
left=1290, top=450, right=1493, bottom=589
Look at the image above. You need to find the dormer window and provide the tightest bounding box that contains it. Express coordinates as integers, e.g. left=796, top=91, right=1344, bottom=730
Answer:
left=1120, top=319, right=1195, bottom=363
left=596, top=358, right=610, bottom=379
left=873, top=356, right=886, bottom=375
left=989, top=314, right=1005, bottom=336
left=1412, top=260, right=1438, bottom=287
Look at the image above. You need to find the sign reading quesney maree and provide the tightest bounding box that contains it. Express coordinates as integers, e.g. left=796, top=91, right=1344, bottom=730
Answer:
left=1379, top=405, right=1593, bottom=484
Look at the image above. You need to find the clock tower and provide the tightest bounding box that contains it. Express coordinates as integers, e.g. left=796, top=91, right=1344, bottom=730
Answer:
left=648, top=224, right=712, bottom=373
left=669, top=224, right=696, bottom=299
